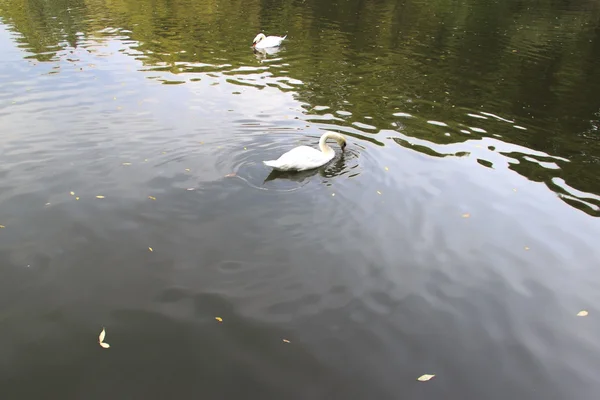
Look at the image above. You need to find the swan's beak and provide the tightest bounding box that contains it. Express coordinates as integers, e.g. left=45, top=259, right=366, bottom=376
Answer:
left=341, top=142, right=347, bottom=151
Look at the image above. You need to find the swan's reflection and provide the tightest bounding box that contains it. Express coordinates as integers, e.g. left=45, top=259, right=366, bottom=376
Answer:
left=263, top=154, right=347, bottom=184
left=253, top=46, right=283, bottom=61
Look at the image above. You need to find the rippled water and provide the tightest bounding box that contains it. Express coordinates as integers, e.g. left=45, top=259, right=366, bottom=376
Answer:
left=1, top=0, right=600, bottom=398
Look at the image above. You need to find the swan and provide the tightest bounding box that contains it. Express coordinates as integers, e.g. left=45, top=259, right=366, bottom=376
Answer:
left=252, top=33, right=287, bottom=49
left=263, top=132, right=347, bottom=171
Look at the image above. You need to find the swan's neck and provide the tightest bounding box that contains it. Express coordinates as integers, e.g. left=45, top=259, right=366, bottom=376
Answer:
left=318, top=133, right=336, bottom=155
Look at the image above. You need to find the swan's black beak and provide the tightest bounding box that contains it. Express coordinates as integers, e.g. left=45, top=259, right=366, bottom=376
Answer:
left=341, top=142, right=347, bottom=151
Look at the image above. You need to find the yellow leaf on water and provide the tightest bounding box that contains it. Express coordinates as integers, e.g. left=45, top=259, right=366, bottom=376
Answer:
left=122, top=162, right=132, bottom=166
left=148, top=247, right=153, bottom=252
left=282, top=339, right=291, bottom=343
left=0, top=225, right=5, bottom=228
left=185, top=168, right=191, bottom=172
left=99, top=342, right=110, bottom=348
left=524, top=246, right=530, bottom=251
left=215, top=317, right=223, bottom=322
left=99, top=328, right=106, bottom=343
left=417, top=374, right=435, bottom=382
left=244, top=147, right=247, bottom=150
left=148, top=196, right=156, bottom=200
left=332, top=193, right=335, bottom=196
left=187, top=188, right=195, bottom=191
left=577, top=310, right=589, bottom=317
left=113, top=97, right=116, bottom=100
left=385, top=167, right=389, bottom=171
left=462, top=213, right=470, bottom=218
left=377, top=191, right=382, bottom=195
left=144, top=159, right=149, bottom=162
left=225, top=173, right=236, bottom=178
left=76, top=197, right=80, bottom=200
left=96, top=195, right=105, bottom=199
left=70, top=191, right=75, bottom=196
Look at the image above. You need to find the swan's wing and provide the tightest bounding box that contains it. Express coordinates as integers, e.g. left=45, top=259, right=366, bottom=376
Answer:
left=265, top=146, right=331, bottom=171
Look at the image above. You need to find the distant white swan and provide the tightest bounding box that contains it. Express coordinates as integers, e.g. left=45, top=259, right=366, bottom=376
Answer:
left=263, top=132, right=347, bottom=171
left=252, top=33, right=287, bottom=49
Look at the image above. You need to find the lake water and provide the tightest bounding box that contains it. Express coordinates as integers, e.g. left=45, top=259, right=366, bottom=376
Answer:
left=1, top=0, right=600, bottom=398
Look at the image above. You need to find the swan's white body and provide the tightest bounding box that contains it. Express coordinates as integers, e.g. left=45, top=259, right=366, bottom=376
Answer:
left=252, top=33, right=287, bottom=49
left=263, top=132, right=347, bottom=171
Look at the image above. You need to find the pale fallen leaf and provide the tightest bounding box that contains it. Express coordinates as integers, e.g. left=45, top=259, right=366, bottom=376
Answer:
left=96, top=195, right=105, bottom=199
left=244, top=147, right=247, bottom=150
left=377, top=191, right=382, bottom=195
left=332, top=193, right=335, bottom=196
left=577, top=310, right=589, bottom=317
left=417, top=374, right=435, bottom=382
left=186, top=188, right=195, bottom=191
left=462, top=213, right=470, bottom=218
left=70, top=191, right=75, bottom=196
left=122, top=162, right=132, bottom=166
left=185, top=168, right=191, bottom=172
left=215, top=317, right=223, bottom=322
left=99, top=342, right=110, bottom=348
left=144, top=159, right=149, bottom=162
left=148, top=196, right=156, bottom=200
left=76, top=197, right=80, bottom=200
left=99, top=328, right=106, bottom=342
left=513, top=188, right=517, bottom=192
left=282, top=339, right=291, bottom=343
left=225, top=173, right=236, bottom=178
left=385, top=167, right=389, bottom=171
left=148, top=247, right=153, bottom=252
left=0, top=225, right=5, bottom=228
left=524, top=246, right=530, bottom=251
left=45, top=203, right=51, bottom=206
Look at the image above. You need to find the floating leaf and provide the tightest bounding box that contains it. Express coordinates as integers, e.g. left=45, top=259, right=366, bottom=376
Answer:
left=70, top=191, right=75, bottom=196
left=148, top=196, right=156, bottom=200
left=122, top=162, right=132, bottom=166
left=215, top=317, right=223, bottom=322
left=148, top=247, right=153, bottom=252
left=244, top=147, right=247, bottom=150
left=185, top=168, right=191, bottom=172
left=417, top=374, right=435, bottom=382
left=76, top=197, right=80, bottom=200
left=513, top=188, right=517, bottom=192
left=282, top=339, right=291, bottom=343
left=99, top=342, right=110, bottom=349
left=462, top=213, right=470, bottom=218
left=99, top=328, right=106, bottom=342
left=377, top=191, right=382, bottom=195
left=577, top=310, right=589, bottom=317
left=186, top=188, right=195, bottom=191
left=0, top=225, right=5, bottom=228
left=332, top=193, right=335, bottom=196
left=96, top=195, right=105, bottom=199
left=385, top=167, right=389, bottom=171
left=45, top=203, right=51, bottom=206
left=524, top=246, right=530, bottom=251
left=225, top=173, right=236, bottom=178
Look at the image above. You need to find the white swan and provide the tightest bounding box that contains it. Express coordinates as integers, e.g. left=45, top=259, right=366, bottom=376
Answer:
left=252, top=33, right=287, bottom=49
left=263, top=132, right=347, bottom=171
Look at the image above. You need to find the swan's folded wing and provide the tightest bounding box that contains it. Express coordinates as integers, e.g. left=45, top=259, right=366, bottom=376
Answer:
left=268, top=146, right=329, bottom=171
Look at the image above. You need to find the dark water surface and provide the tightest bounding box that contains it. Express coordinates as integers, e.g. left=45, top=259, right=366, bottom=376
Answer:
left=1, top=0, right=600, bottom=398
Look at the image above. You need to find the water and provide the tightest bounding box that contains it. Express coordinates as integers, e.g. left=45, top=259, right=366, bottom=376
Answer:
left=1, top=0, right=600, bottom=398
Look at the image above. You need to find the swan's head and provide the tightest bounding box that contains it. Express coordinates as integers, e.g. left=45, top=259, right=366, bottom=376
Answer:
left=330, top=132, right=347, bottom=151
left=252, top=33, right=266, bottom=46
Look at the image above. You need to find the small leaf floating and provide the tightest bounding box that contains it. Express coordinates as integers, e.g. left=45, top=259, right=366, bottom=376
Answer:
left=98, top=327, right=110, bottom=349
left=148, top=196, right=156, bottom=200
left=215, top=317, right=223, bottom=322
left=417, top=374, right=435, bottom=382
left=122, top=162, right=132, bottom=166
left=70, top=191, right=75, bottom=196
left=148, top=247, right=153, bottom=252
left=282, top=339, right=291, bottom=343
left=96, top=195, right=105, bottom=199
left=377, top=191, right=382, bottom=195
left=185, top=168, right=191, bottom=172
left=76, top=197, right=80, bottom=200
left=225, top=173, right=236, bottom=178
left=462, top=213, right=470, bottom=218
left=0, top=225, right=5, bottom=228
left=577, top=310, right=589, bottom=317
